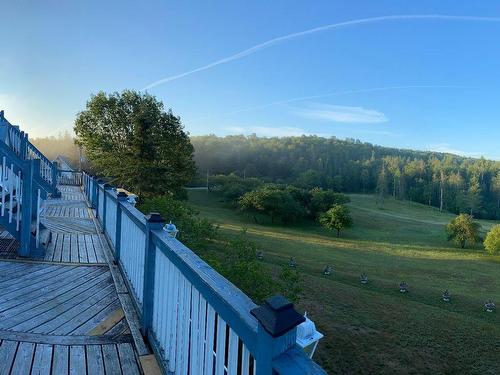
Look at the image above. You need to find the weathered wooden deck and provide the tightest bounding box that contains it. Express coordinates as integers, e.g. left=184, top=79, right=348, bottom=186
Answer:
left=41, top=186, right=107, bottom=264
left=0, top=186, right=143, bottom=374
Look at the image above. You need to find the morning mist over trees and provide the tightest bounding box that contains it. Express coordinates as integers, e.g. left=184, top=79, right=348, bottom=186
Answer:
left=4, top=1, right=500, bottom=374
left=191, top=135, right=500, bottom=220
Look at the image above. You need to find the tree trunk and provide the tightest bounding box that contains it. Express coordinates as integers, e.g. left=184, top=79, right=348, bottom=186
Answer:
left=337, top=229, right=340, bottom=237
left=440, top=185, right=444, bottom=212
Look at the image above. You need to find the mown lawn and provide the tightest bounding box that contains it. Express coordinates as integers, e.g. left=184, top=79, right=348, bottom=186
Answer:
left=187, top=190, right=500, bottom=374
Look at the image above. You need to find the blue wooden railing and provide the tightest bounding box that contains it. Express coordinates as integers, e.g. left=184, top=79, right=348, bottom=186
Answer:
left=0, top=111, right=58, bottom=196
left=82, top=172, right=326, bottom=375
left=0, top=111, right=58, bottom=256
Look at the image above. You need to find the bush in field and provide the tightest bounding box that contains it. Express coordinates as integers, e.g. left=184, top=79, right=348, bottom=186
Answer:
left=139, top=194, right=216, bottom=249
left=239, top=185, right=306, bottom=224
left=446, top=214, right=481, bottom=249
left=309, top=188, right=351, bottom=218
left=484, top=225, right=500, bottom=254
left=319, top=204, right=353, bottom=237
left=211, top=232, right=300, bottom=303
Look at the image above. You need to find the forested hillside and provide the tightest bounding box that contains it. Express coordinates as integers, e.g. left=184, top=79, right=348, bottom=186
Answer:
left=191, top=135, right=500, bottom=219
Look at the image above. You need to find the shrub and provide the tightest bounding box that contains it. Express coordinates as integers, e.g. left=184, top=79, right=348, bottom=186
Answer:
left=446, top=214, right=481, bottom=249
left=484, top=225, right=500, bottom=254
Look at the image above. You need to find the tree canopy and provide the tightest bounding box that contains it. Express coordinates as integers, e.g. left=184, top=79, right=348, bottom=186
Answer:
left=446, top=214, right=481, bottom=249
left=74, top=90, right=195, bottom=196
left=319, top=204, right=353, bottom=237
left=484, top=225, right=500, bottom=254
left=239, top=185, right=306, bottom=224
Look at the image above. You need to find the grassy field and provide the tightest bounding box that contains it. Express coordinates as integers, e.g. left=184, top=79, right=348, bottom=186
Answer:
left=187, top=190, right=500, bottom=374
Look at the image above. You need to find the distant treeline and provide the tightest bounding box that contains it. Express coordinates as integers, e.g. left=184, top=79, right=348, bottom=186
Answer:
left=31, top=132, right=81, bottom=169
left=191, top=135, right=500, bottom=220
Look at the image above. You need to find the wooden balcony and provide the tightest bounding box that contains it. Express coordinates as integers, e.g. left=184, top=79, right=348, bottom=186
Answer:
left=0, top=111, right=326, bottom=374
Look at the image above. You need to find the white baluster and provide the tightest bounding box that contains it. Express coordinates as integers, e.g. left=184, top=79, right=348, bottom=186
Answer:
left=9, top=164, right=14, bottom=223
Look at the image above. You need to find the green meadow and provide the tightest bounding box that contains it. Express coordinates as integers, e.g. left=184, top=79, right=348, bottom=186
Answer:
left=188, top=190, right=500, bottom=374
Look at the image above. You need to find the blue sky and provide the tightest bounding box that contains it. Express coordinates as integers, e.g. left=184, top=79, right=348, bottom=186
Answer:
left=1, top=0, right=499, bottom=159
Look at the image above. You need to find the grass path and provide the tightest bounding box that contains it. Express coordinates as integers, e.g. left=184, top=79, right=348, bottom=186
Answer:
left=188, top=191, right=500, bottom=374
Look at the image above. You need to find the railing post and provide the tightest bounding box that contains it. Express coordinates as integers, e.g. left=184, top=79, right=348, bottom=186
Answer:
left=51, top=161, right=58, bottom=193
left=251, top=295, right=305, bottom=375
left=19, top=131, right=27, bottom=160
left=114, top=191, right=128, bottom=260
left=94, top=179, right=103, bottom=215
left=20, top=160, right=35, bottom=257
left=102, top=183, right=112, bottom=232
left=141, top=212, right=165, bottom=336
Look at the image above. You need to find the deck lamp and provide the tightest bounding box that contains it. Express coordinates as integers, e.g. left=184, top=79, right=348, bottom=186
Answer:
left=360, top=273, right=368, bottom=284
left=399, top=281, right=408, bottom=293
left=484, top=300, right=496, bottom=313
left=323, top=265, right=332, bottom=276
left=296, top=312, right=324, bottom=359
left=163, top=221, right=179, bottom=238
left=289, top=257, right=297, bottom=268
left=442, top=290, right=450, bottom=302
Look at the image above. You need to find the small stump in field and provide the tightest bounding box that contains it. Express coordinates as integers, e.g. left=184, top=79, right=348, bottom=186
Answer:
left=484, top=300, right=496, bottom=313
left=256, top=251, right=264, bottom=260
left=289, top=257, right=297, bottom=268
left=442, top=290, right=450, bottom=302
left=323, top=266, right=332, bottom=276
left=360, top=273, right=368, bottom=284
left=399, top=281, right=408, bottom=293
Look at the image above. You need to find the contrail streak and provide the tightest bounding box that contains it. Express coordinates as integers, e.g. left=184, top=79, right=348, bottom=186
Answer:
left=190, top=85, right=472, bottom=121
left=142, top=15, right=500, bottom=90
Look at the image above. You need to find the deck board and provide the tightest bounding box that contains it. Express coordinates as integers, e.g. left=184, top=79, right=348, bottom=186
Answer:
left=40, top=186, right=106, bottom=264
left=0, top=185, right=144, bottom=374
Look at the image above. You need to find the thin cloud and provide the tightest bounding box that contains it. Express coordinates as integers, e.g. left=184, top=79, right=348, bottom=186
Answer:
left=142, top=15, right=500, bottom=90
left=295, top=104, right=388, bottom=124
left=190, top=85, right=470, bottom=122
left=427, top=143, right=483, bottom=158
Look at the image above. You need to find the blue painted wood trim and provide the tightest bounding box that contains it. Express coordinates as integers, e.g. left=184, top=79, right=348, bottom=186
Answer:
left=141, top=216, right=164, bottom=336
left=114, top=197, right=127, bottom=260
left=146, top=331, right=169, bottom=375
left=19, top=132, right=27, bottom=159
left=272, top=347, right=327, bottom=375
left=92, top=179, right=98, bottom=208
left=20, top=160, right=34, bottom=257
left=101, top=185, right=109, bottom=232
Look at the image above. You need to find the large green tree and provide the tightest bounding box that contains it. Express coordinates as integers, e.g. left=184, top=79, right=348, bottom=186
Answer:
left=74, top=90, right=195, bottom=196
left=239, top=185, right=306, bottom=224
left=446, top=214, right=481, bottom=249
left=319, top=204, right=353, bottom=237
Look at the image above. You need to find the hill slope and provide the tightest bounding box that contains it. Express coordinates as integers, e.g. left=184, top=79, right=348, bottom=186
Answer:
left=188, top=190, right=500, bottom=374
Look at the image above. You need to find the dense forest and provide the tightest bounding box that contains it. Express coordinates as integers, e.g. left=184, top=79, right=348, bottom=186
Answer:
left=32, top=133, right=500, bottom=220
left=191, top=135, right=500, bottom=220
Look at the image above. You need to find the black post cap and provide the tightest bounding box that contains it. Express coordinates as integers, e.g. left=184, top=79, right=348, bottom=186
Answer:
left=251, top=295, right=305, bottom=338
left=116, top=191, right=128, bottom=199
left=103, top=183, right=113, bottom=189
left=96, top=178, right=104, bottom=184
left=146, top=212, right=165, bottom=223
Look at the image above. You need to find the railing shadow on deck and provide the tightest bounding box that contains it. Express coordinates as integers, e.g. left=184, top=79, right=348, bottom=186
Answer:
left=82, top=172, right=326, bottom=375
